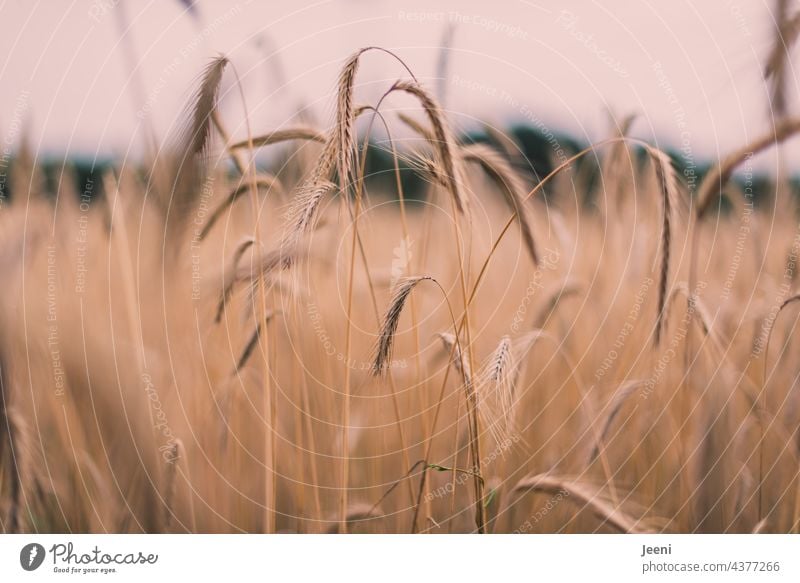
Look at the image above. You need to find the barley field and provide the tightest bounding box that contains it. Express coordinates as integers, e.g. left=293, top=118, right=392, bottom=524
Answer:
left=3, top=7, right=800, bottom=535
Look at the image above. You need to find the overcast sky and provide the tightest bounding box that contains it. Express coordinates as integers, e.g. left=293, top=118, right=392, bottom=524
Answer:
left=1, top=0, right=796, bottom=170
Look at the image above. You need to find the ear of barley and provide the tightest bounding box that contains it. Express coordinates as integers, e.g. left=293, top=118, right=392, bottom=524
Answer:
left=645, top=145, right=678, bottom=346
left=462, top=142, right=539, bottom=265
left=372, top=276, right=431, bottom=376
left=488, top=336, right=512, bottom=383
left=334, top=50, right=364, bottom=193
left=392, top=80, right=467, bottom=213
left=229, top=126, right=326, bottom=150
left=281, top=180, right=336, bottom=251
left=504, top=329, right=547, bottom=396
left=477, top=332, right=547, bottom=447
left=182, top=55, right=229, bottom=157
left=332, top=46, right=421, bottom=193
left=477, top=336, right=515, bottom=444
left=509, top=473, right=652, bottom=533
left=407, top=153, right=449, bottom=189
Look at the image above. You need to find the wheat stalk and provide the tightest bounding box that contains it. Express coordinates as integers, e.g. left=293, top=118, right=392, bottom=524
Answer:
left=644, top=145, right=678, bottom=346
left=334, top=50, right=364, bottom=194
left=587, top=380, right=644, bottom=465
left=695, top=118, right=800, bottom=219
left=392, top=78, right=485, bottom=530
left=508, top=473, right=651, bottom=533
left=325, top=48, right=419, bottom=533
left=392, top=81, right=467, bottom=213
left=281, top=180, right=336, bottom=251
left=477, top=335, right=516, bottom=445
left=765, top=0, right=800, bottom=117
left=229, top=126, right=326, bottom=150
left=462, top=143, right=539, bottom=265
left=372, top=277, right=432, bottom=376
left=182, top=56, right=229, bottom=157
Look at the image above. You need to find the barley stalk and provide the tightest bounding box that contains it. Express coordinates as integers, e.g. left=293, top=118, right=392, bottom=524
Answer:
left=229, top=127, right=326, bottom=150
left=461, top=143, right=539, bottom=265
left=508, top=473, right=652, bottom=533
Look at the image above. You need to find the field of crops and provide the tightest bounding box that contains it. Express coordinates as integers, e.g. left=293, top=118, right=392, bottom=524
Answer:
left=3, top=8, right=800, bottom=534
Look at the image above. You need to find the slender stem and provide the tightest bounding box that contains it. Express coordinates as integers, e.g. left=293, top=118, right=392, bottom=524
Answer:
left=447, top=190, right=485, bottom=533
left=355, top=108, right=422, bottom=515
left=226, top=64, right=275, bottom=533
left=340, top=171, right=361, bottom=535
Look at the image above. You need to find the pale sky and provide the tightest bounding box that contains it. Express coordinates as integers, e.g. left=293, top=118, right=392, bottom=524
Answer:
left=0, top=0, right=796, bottom=170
